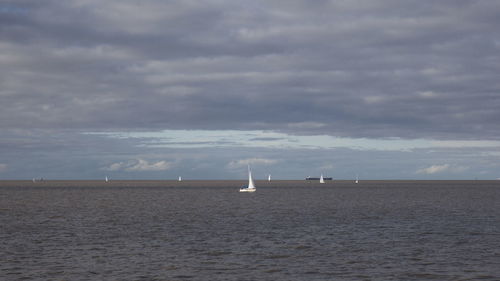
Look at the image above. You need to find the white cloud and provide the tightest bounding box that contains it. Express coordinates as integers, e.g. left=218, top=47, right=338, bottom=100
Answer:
left=227, top=158, right=279, bottom=168
left=0, top=163, right=7, bottom=172
left=106, top=162, right=125, bottom=171
left=102, top=159, right=172, bottom=172
left=126, top=159, right=172, bottom=171
left=416, top=164, right=468, bottom=174
left=89, top=130, right=500, bottom=152
left=417, top=164, right=450, bottom=174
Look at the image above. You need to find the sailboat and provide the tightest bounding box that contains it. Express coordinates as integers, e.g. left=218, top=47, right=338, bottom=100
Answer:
left=320, top=174, right=325, bottom=184
left=178, top=176, right=182, bottom=182
left=240, top=165, right=256, bottom=192
left=355, top=174, right=359, bottom=184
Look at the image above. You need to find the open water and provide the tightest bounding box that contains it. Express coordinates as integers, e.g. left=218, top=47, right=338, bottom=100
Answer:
left=0, top=180, right=499, bottom=280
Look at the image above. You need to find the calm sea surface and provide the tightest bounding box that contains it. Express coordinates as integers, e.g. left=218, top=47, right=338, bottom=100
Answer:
left=1, top=180, right=499, bottom=280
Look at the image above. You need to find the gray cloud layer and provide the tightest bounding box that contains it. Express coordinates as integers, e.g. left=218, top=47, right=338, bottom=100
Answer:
left=1, top=0, right=500, bottom=139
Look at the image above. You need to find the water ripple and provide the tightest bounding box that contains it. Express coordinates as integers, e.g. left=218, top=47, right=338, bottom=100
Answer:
left=0, top=180, right=499, bottom=280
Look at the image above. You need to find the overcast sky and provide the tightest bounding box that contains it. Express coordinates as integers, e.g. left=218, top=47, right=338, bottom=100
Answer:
left=1, top=0, right=500, bottom=180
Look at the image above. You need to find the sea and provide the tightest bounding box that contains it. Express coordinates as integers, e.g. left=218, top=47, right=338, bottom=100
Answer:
left=0, top=180, right=499, bottom=281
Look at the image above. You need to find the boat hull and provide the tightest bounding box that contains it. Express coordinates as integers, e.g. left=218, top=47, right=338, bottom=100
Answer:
left=239, top=188, right=256, bottom=192
left=306, top=177, right=332, bottom=180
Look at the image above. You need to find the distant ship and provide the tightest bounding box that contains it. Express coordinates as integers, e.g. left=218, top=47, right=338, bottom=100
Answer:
left=306, top=176, right=332, bottom=181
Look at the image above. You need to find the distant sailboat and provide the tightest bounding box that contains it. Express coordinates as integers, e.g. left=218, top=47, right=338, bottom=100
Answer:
left=240, top=165, right=256, bottom=192
left=355, top=175, right=359, bottom=184
left=320, top=174, right=325, bottom=184
left=268, top=174, right=271, bottom=182
left=178, top=176, right=182, bottom=182
left=105, top=176, right=109, bottom=183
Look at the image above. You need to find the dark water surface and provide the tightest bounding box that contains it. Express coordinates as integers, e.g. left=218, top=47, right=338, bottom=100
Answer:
left=1, top=180, right=499, bottom=280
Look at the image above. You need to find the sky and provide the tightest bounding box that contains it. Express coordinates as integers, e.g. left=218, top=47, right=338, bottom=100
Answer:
left=1, top=0, right=500, bottom=180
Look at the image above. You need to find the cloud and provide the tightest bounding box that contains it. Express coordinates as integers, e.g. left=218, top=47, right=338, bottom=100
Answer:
left=320, top=163, right=335, bottom=171
left=1, top=127, right=499, bottom=180
left=0, top=1, right=499, bottom=140
left=286, top=122, right=327, bottom=130
left=417, top=164, right=450, bottom=174
left=103, top=159, right=172, bottom=172
left=126, top=159, right=172, bottom=171
left=417, top=91, right=439, bottom=99
left=416, top=164, right=468, bottom=174
left=105, top=162, right=125, bottom=171
left=91, top=129, right=500, bottom=151
left=2, top=1, right=500, bottom=180
left=227, top=158, right=279, bottom=168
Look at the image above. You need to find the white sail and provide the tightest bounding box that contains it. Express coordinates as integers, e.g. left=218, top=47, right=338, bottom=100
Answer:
left=320, top=174, right=325, bottom=184
left=248, top=166, right=255, bottom=189
left=268, top=174, right=271, bottom=181
left=240, top=165, right=256, bottom=192
left=105, top=176, right=109, bottom=182
left=178, top=176, right=182, bottom=182
left=355, top=174, right=359, bottom=184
